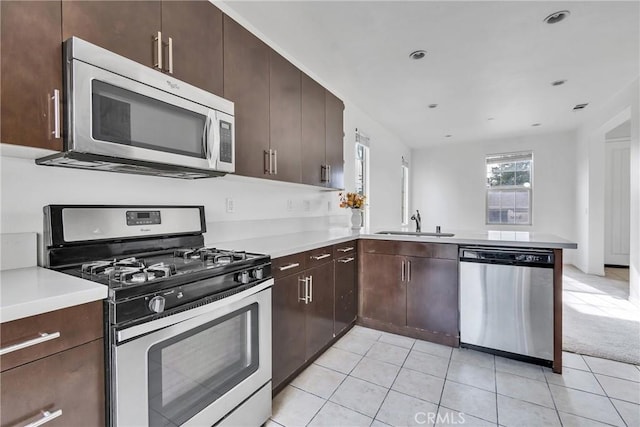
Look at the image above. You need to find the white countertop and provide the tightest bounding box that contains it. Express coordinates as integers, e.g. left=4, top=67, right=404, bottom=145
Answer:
left=0, top=267, right=108, bottom=323
left=211, top=227, right=577, bottom=259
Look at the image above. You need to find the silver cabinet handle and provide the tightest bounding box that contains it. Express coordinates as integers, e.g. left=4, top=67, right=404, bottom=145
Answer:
left=167, top=36, right=173, bottom=74
left=273, top=149, right=278, bottom=175
left=279, top=262, right=300, bottom=271
left=311, top=253, right=331, bottom=261
left=264, top=150, right=272, bottom=174
left=23, top=409, right=62, bottom=427
left=407, top=260, right=412, bottom=282
left=0, top=331, right=61, bottom=356
left=153, top=31, right=163, bottom=70
left=320, top=165, right=328, bottom=182
left=338, top=257, right=355, bottom=263
left=337, top=247, right=354, bottom=253
left=308, top=275, right=313, bottom=303
left=401, top=260, right=405, bottom=282
left=327, top=164, right=331, bottom=184
left=298, top=277, right=308, bottom=303
left=51, top=89, right=61, bottom=138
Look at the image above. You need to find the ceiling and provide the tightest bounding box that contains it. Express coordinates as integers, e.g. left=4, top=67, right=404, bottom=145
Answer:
left=223, top=1, right=639, bottom=149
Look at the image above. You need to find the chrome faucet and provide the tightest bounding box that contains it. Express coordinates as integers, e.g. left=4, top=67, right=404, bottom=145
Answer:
left=410, top=210, right=421, bottom=232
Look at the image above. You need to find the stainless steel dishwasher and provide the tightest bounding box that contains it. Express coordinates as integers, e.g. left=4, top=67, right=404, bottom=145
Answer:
left=459, top=247, right=554, bottom=364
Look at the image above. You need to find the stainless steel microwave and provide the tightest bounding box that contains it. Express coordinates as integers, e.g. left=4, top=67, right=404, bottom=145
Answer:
left=37, top=37, right=234, bottom=179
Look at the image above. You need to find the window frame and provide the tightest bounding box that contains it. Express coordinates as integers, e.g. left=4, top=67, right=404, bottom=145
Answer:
left=485, top=151, right=533, bottom=226
left=355, top=129, right=370, bottom=228
left=401, top=159, right=409, bottom=225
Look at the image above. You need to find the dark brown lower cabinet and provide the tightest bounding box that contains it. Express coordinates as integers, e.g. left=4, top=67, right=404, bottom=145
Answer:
left=272, top=260, right=335, bottom=391
left=358, top=240, right=459, bottom=345
left=334, top=254, right=357, bottom=335
left=405, top=257, right=458, bottom=336
left=0, top=338, right=105, bottom=427
left=272, top=273, right=306, bottom=389
left=305, top=262, right=334, bottom=358
left=360, top=253, right=406, bottom=326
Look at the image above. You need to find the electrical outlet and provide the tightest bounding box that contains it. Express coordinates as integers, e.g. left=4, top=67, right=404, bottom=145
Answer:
left=286, top=199, right=294, bottom=211
left=225, top=198, right=235, bottom=213
left=303, top=200, right=311, bottom=211
left=327, top=200, right=333, bottom=212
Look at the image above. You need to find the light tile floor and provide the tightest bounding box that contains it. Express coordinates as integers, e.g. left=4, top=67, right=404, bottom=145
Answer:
left=270, top=326, right=640, bottom=427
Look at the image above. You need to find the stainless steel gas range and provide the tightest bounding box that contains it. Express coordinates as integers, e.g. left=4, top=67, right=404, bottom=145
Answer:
left=43, top=205, right=273, bottom=427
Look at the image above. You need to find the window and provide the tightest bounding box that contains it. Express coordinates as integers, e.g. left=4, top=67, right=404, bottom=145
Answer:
left=401, top=158, right=409, bottom=225
left=486, top=151, right=533, bottom=225
left=355, top=129, right=370, bottom=227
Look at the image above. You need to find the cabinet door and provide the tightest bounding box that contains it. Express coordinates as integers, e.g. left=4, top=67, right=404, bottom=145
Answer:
left=359, top=253, right=406, bottom=326
left=301, top=74, right=326, bottom=186
left=325, top=90, right=345, bottom=189
left=305, top=263, right=335, bottom=359
left=223, top=15, right=270, bottom=179
left=161, top=1, right=223, bottom=95
left=406, top=257, right=459, bottom=336
left=269, top=51, right=301, bottom=183
left=0, top=1, right=63, bottom=150
left=334, top=255, right=357, bottom=335
left=62, top=1, right=161, bottom=66
left=0, top=339, right=104, bottom=427
left=272, top=274, right=306, bottom=390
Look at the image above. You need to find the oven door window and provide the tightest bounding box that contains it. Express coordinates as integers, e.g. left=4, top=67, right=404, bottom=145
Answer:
left=147, top=304, right=259, bottom=426
left=91, top=80, right=206, bottom=159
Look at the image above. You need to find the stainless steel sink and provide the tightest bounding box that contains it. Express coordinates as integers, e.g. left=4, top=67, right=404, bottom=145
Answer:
left=376, top=231, right=455, bottom=237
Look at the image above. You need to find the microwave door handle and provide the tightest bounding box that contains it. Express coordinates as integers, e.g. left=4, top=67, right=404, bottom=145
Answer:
left=208, top=111, right=220, bottom=168
left=202, top=114, right=210, bottom=161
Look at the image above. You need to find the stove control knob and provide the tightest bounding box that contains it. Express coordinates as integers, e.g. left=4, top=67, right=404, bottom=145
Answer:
left=252, top=268, right=264, bottom=280
left=239, top=270, right=250, bottom=284
left=149, top=296, right=166, bottom=313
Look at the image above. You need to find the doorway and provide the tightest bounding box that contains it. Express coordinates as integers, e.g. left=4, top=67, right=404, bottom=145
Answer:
left=604, top=120, right=631, bottom=267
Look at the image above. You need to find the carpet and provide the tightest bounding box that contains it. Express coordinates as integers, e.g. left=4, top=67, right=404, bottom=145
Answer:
left=562, top=266, right=640, bottom=365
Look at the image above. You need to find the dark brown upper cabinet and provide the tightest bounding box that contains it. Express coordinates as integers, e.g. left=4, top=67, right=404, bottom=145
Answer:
left=301, top=77, right=345, bottom=190
left=301, top=73, right=327, bottom=186
left=62, top=1, right=162, bottom=67
left=160, top=1, right=223, bottom=95
left=325, top=90, right=345, bottom=189
left=223, top=15, right=270, bottom=179
left=269, top=51, right=302, bottom=183
left=1, top=1, right=63, bottom=151
left=62, top=0, right=223, bottom=95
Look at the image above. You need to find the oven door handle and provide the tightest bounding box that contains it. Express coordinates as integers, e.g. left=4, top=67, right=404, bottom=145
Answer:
left=116, top=279, right=273, bottom=342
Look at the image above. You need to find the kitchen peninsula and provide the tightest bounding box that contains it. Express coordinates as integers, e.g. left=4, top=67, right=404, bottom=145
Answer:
left=210, top=228, right=577, bottom=388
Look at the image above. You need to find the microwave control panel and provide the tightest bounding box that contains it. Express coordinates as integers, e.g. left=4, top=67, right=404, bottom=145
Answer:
left=220, top=121, right=233, bottom=163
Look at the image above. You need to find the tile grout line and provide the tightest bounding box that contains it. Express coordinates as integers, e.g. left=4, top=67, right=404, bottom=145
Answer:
left=542, top=365, right=564, bottom=426
left=493, top=353, right=499, bottom=427
left=370, top=335, right=416, bottom=424
left=590, top=371, right=630, bottom=427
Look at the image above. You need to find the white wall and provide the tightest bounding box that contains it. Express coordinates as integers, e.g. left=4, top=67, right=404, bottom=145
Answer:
left=575, top=78, right=639, bottom=303
left=411, top=131, right=577, bottom=263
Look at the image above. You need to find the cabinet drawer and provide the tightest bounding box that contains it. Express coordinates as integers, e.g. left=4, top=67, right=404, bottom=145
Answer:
left=334, top=241, right=357, bottom=258
left=306, top=245, right=334, bottom=268
left=0, top=301, right=103, bottom=372
left=272, top=252, right=306, bottom=279
left=0, top=338, right=104, bottom=427
left=360, top=239, right=399, bottom=255
left=397, top=242, right=459, bottom=259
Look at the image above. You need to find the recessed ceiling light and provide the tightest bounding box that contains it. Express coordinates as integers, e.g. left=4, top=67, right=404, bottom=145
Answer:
left=409, top=50, right=427, bottom=60
left=551, top=79, right=567, bottom=86
left=444, top=134, right=452, bottom=138
left=428, top=104, right=438, bottom=109
left=573, top=103, right=589, bottom=111
left=544, top=10, right=570, bottom=24
left=532, top=123, right=542, bottom=127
